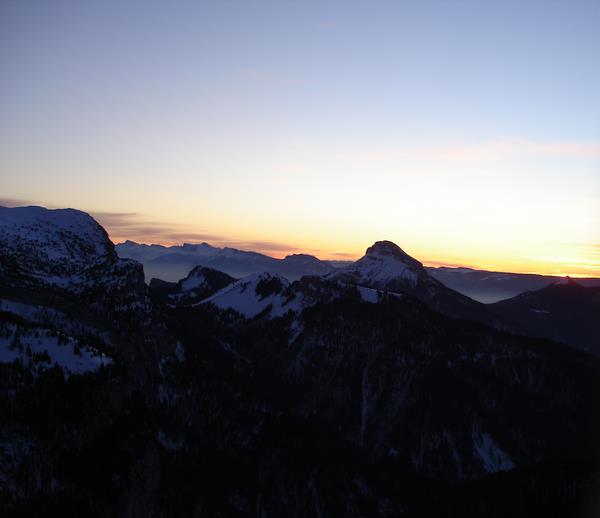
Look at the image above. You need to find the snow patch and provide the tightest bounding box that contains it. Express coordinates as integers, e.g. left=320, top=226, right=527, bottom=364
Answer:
left=0, top=322, right=111, bottom=376
left=472, top=429, right=515, bottom=473
left=200, top=273, right=300, bottom=318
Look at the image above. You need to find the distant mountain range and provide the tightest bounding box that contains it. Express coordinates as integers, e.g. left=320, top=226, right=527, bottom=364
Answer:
left=2, top=205, right=599, bottom=516
left=116, top=239, right=344, bottom=282
left=117, top=239, right=600, bottom=303
left=148, top=239, right=599, bottom=355
left=428, top=266, right=600, bottom=303
left=490, top=278, right=600, bottom=354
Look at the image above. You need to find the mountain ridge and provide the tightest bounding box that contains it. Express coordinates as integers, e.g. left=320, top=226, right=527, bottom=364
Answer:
left=117, top=238, right=600, bottom=303
left=2, top=204, right=600, bottom=515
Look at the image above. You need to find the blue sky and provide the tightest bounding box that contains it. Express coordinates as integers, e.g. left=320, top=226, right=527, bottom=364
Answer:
left=1, top=0, right=599, bottom=274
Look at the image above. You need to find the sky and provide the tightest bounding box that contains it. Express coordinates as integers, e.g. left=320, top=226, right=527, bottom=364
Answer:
left=1, top=0, right=599, bottom=276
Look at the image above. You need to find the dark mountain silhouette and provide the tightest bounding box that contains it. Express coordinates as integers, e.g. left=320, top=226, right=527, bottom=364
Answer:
left=148, top=266, right=235, bottom=305
left=490, top=278, right=600, bottom=355
left=428, top=266, right=600, bottom=303
left=119, top=239, right=600, bottom=304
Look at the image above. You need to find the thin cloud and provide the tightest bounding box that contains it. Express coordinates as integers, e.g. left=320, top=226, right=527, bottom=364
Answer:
left=93, top=213, right=232, bottom=245
left=422, top=259, right=475, bottom=269
left=342, top=137, right=600, bottom=163
left=223, top=240, right=305, bottom=254
left=329, top=251, right=360, bottom=258
left=92, top=211, right=307, bottom=256
left=0, top=197, right=53, bottom=208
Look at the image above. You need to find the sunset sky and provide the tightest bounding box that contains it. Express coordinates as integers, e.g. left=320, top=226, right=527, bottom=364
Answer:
left=1, top=1, right=599, bottom=276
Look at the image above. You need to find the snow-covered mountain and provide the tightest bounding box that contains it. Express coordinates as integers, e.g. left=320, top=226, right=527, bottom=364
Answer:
left=0, top=205, right=119, bottom=290
left=328, top=240, right=508, bottom=328
left=197, top=271, right=389, bottom=319
left=148, top=265, right=235, bottom=305
left=3, top=205, right=600, bottom=516
left=200, top=273, right=298, bottom=318
left=116, top=240, right=336, bottom=281
left=118, top=238, right=600, bottom=304
left=0, top=205, right=175, bottom=376
left=327, top=240, right=427, bottom=290
left=117, top=240, right=219, bottom=263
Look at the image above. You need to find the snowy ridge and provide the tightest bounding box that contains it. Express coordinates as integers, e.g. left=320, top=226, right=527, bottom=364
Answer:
left=180, top=270, right=210, bottom=292
left=198, top=272, right=394, bottom=319
left=0, top=321, right=111, bottom=376
left=200, top=273, right=301, bottom=318
left=154, top=266, right=236, bottom=305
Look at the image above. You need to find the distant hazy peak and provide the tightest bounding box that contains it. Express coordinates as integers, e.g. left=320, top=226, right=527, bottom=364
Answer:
left=283, top=253, right=322, bottom=263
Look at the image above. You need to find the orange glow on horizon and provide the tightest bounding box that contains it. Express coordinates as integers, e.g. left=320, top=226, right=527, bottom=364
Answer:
left=106, top=231, right=600, bottom=279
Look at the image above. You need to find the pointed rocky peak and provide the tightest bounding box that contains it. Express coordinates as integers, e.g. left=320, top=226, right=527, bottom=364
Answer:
left=326, top=240, right=429, bottom=291
left=364, top=241, right=423, bottom=268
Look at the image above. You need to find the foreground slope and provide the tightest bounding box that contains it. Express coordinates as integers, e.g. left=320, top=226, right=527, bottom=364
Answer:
left=160, top=275, right=600, bottom=515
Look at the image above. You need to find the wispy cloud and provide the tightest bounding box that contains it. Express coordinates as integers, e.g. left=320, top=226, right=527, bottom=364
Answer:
left=422, top=259, right=476, bottom=269
left=329, top=251, right=359, bottom=258
left=0, top=199, right=307, bottom=256
left=342, top=137, right=600, bottom=163
left=93, top=212, right=305, bottom=254
left=0, top=197, right=54, bottom=208
left=92, top=212, right=222, bottom=244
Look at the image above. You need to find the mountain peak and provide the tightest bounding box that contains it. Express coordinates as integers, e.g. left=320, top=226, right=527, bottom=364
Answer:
left=565, top=275, right=582, bottom=287
left=283, top=253, right=321, bottom=263
left=365, top=241, right=422, bottom=268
